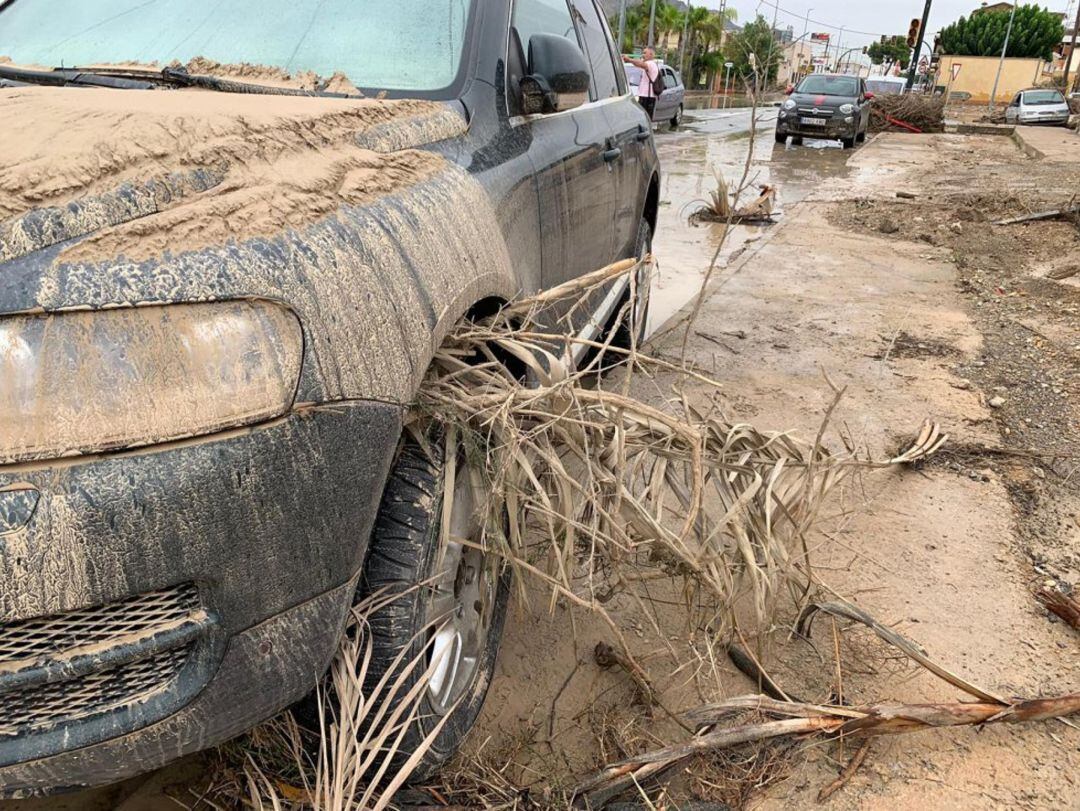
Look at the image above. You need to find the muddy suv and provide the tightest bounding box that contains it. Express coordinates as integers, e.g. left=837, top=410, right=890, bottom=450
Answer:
left=0, top=0, right=658, bottom=795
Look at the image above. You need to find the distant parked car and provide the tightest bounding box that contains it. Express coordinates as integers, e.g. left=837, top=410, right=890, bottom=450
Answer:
left=865, top=77, right=907, bottom=96
left=776, top=73, right=873, bottom=149
left=1005, top=88, right=1070, bottom=126
left=624, top=62, right=685, bottom=127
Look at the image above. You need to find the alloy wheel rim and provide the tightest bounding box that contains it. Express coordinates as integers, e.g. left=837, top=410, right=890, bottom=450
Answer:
left=426, top=460, right=496, bottom=715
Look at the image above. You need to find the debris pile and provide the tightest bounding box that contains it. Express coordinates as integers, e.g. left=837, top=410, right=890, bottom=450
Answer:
left=869, top=93, right=945, bottom=134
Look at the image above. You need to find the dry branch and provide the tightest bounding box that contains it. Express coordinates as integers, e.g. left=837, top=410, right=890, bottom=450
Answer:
left=868, top=95, right=945, bottom=133
left=575, top=594, right=1080, bottom=809
left=1036, top=588, right=1080, bottom=633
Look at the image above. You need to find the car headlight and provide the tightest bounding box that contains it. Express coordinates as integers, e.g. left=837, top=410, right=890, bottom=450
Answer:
left=0, top=301, right=302, bottom=464
left=839, top=103, right=854, bottom=114
left=782, top=99, right=796, bottom=110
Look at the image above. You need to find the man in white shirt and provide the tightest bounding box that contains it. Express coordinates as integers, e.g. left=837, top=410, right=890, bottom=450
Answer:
left=623, top=47, right=659, bottom=120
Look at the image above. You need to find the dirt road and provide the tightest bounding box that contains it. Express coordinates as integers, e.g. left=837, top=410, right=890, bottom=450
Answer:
left=468, top=126, right=1080, bottom=808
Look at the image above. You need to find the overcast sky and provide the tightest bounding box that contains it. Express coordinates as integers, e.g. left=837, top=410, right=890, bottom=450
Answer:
left=708, top=0, right=1076, bottom=54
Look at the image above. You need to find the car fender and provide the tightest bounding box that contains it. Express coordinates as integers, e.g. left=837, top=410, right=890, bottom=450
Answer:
left=0, top=91, right=519, bottom=409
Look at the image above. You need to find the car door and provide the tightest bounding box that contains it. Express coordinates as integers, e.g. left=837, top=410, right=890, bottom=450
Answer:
left=570, top=0, right=643, bottom=263
left=509, top=0, right=617, bottom=309
left=1005, top=93, right=1020, bottom=123
left=655, top=67, right=679, bottom=121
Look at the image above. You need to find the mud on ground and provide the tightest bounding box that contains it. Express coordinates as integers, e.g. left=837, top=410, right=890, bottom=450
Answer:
left=446, top=132, right=1080, bottom=810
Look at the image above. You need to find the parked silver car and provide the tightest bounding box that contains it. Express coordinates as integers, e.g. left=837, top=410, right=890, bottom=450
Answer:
left=1004, top=88, right=1070, bottom=126
left=625, top=62, right=685, bottom=127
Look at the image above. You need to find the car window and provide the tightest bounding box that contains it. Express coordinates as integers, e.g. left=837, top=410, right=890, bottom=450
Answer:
left=0, top=0, right=475, bottom=95
left=1022, top=89, right=1065, bottom=105
left=569, top=0, right=619, bottom=100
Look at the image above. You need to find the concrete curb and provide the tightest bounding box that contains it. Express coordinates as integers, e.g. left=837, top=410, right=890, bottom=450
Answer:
left=943, top=122, right=1015, bottom=136
left=1010, top=129, right=1046, bottom=160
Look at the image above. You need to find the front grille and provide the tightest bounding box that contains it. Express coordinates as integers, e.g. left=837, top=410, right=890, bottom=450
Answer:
left=0, top=583, right=200, bottom=666
left=0, top=646, right=190, bottom=734
left=0, top=584, right=207, bottom=737
left=796, top=107, right=838, bottom=118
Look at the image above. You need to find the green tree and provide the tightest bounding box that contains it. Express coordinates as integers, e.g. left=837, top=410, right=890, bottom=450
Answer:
left=867, top=36, right=912, bottom=71
left=938, top=4, right=1065, bottom=60
left=722, top=14, right=782, bottom=89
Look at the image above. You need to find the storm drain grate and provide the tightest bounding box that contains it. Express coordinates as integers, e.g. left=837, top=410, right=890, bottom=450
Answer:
left=0, top=583, right=201, bottom=666
left=0, top=646, right=191, bottom=734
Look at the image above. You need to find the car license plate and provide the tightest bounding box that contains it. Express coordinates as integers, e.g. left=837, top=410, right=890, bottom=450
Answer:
left=800, top=116, right=827, bottom=126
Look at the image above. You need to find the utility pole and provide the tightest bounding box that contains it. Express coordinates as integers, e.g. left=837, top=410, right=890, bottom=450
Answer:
left=1064, top=1, right=1080, bottom=93
left=617, top=0, right=627, bottom=53
left=988, top=1, right=1018, bottom=110
left=906, top=0, right=932, bottom=90
left=679, top=2, right=691, bottom=74
left=648, top=0, right=657, bottom=48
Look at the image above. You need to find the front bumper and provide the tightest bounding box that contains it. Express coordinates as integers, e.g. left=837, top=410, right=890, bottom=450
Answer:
left=1018, top=115, right=1069, bottom=125
left=0, top=402, right=401, bottom=795
left=776, top=113, right=856, bottom=140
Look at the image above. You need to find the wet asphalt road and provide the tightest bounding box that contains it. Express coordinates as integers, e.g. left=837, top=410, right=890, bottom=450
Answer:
left=647, top=99, right=857, bottom=331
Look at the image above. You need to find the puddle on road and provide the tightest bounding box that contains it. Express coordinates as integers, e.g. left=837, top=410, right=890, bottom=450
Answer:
left=647, top=107, right=856, bottom=331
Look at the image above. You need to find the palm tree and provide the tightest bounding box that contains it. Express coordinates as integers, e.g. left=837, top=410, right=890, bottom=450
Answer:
left=655, top=2, right=684, bottom=60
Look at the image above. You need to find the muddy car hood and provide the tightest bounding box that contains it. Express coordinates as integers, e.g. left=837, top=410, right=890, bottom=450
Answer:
left=0, top=87, right=468, bottom=265
left=0, top=87, right=517, bottom=407
left=789, top=92, right=855, bottom=109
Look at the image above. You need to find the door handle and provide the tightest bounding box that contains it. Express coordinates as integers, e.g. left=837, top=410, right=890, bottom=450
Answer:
left=603, top=147, right=622, bottom=162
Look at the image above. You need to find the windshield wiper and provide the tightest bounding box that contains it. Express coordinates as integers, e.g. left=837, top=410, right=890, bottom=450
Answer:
left=0, top=64, right=359, bottom=98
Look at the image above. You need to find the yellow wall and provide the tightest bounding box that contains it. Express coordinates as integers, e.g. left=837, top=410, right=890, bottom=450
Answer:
left=938, top=54, right=1050, bottom=102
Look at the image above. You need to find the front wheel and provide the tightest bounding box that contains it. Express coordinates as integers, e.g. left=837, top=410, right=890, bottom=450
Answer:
left=303, top=433, right=510, bottom=781
left=775, top=130, right=787, bottom=144
left=671, top=104, right=683, bottom=128
left=841, top=134, right=856, bottom=149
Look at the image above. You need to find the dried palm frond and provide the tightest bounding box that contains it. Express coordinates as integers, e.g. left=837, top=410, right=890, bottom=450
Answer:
left=212, top=590, right=450, bottom=811
left=415, top=258, right=925, bottom=648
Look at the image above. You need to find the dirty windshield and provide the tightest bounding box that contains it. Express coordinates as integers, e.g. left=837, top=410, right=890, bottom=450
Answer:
left=796, top=75, right=858, bottom=96
left=1022, top=89, right=1065, bottom=105
left=0, top=0, right=473, bottom=94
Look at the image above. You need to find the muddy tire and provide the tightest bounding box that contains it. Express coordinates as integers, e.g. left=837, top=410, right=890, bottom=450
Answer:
left=672, top=104, right=683, bottom=128
left=841, top=134, right=856, bottom=149
left=775, top=130, right=787, bottom=144
left=298, top=434, right=510, bottom=781
left=362, top=435, right=509, bottom=779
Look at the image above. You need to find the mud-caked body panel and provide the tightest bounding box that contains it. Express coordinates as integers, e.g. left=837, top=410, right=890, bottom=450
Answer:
left=0, top=0, right=659, bottom=791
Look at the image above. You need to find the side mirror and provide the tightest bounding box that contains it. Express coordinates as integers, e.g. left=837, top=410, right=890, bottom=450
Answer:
left=785, top=85, right=795, bottom=95
left=521, top=33, right=591, bottom=115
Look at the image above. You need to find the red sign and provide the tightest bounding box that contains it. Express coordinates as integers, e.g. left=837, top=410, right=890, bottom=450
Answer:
left=810, top=32, right=831, bottom=42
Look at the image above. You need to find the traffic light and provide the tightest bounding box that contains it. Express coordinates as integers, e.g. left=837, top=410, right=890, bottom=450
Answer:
left=907, top=17, right=921, bottom=48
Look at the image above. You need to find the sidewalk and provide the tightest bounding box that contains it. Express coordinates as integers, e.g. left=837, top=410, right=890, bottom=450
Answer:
left=1012, top=124, right=1080, bottom=161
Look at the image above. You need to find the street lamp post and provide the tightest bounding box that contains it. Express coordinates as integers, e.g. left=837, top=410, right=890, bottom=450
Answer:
left=723, top=61, right=734, bottom=108
left=617, top=0, right=627, bottom=53
left=989, top=1, right=1018, bottom=110
left=679, top=2, right=691, bottom=74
